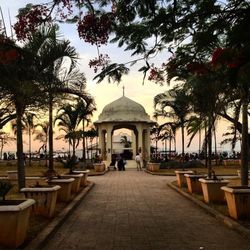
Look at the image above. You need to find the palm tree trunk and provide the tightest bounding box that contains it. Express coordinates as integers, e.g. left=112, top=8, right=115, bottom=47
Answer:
left=68, top=140, right=71, bottom=157
left=86, top=136, right=88, bottom=159
left=16, top=104, right=25, bottom=190
left=169, top=130, right=172, bottom=158
left=82, top=120, right=86, bottom=161
left=204, top=121, right=208, bottom=169
left=241, top=97, right=249, bottom=186
left=213, top=124, right=218, bottom=166
left=207, top=115, right=212, bottom=178
left=0, top=139, right=3, bottom=160
left=198, top=128, right=201, bottom=155
left=181, top=124, right=185, bottom=156
left=174, top=133, right=176, bottom=153
left=48, top=95, right=54, bottom=171
left=72, top=138, right=76, bottom=158
left=28, top=127, right=32, bottom=166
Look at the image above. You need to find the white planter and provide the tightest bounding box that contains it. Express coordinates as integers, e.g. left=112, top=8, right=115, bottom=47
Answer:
left=0, top=199, right=35, bottom=248
left=221, top=186, right=250, bottom=220
left=199, top=178, right=229, bottom=203
left=61, top=173, right=83, bottom=193
left=48, top=178, right=75, bottom=202
left=73, top=170, right=89, bottom=186
left=184, top=174, right=206, bottom=194
left=175, top=170, right=194, bottom=188
left=236, top=170, right=250, bottom=177
left=21, top=185, right=61, bottom=218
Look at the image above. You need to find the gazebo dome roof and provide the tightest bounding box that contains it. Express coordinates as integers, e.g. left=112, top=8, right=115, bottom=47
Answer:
left=95, top=96, right=154, bottom=123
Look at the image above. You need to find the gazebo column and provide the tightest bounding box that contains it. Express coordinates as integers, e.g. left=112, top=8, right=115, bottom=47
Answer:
left=132, top=131, right=136, bottom=159
left=146, top=127, right=151, bottom=161
left=99, top=129, right=106, bottom=160
left=138, top=125, right=144, bottom=159
left=106, top=126, right=113, bottom=163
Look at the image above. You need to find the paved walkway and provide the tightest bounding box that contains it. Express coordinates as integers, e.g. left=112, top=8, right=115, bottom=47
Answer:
left=44, top=168, right=250, bottom=250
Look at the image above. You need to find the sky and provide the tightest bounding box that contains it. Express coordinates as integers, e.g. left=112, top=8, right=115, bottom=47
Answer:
left=0, top=0, right=240, bottom=154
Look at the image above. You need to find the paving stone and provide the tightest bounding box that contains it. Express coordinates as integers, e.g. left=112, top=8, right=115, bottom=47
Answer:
left=43, top=167, right=250, bottom=250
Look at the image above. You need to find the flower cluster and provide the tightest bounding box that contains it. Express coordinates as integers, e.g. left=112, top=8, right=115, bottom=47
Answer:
left=54, top=0, right=76, bottom=20
left=148, top=67, right=164, bottom=82
left=77, top=13, right=114, bottom=45
left=89, top=54, right=110, bottom=73
left=14, top=5, right=51, bottom=41
left=211, top=47, right=242, bottom=69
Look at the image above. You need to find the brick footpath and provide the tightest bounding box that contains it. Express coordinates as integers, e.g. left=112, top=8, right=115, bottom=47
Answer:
left=43, top=168, right=250, bottom=250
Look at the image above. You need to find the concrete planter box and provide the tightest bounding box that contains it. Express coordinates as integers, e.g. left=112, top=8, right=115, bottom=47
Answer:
left=21, top=185, right=61, bottom=218
left=73, top=170, right=90, bottom=187
left=6, top=170, right=18, bottom=180
left=184, top=174, right=206, bottom=194
left=93, top=163, right=106, bottom=172
left=47, top=178, right=75, bottom=202
left=175, top=170, right=194, bottom=188
left=147, top=162, right=160, bottom=172
left=0, top=199, right=35, bottom=248
left=199, top=178, right=229, bottom=203
left=221, top=186, right=250, bottom=220
left=223, top=159, right=241, bottom=166
left=61, top=173, right=83, bottom=193
left=236, top=170, right=250, bottom=177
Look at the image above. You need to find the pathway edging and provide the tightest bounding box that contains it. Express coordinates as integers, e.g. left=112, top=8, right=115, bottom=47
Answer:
left=24, top=182, right=95, bottom=250
left=168, top=182, right=250, bottom=240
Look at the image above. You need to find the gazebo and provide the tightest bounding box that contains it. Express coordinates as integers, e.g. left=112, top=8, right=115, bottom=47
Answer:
left=94, top=91, right=155, bottom=164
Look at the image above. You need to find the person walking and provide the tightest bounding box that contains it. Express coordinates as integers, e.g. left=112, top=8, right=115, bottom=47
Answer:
left=117, top=155, right=125, bottom=171
left=135, top=152, right=142, bottom=171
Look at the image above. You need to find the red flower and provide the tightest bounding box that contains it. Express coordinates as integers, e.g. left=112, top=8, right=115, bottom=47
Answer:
left=211, top=48, right=224, bottom=65
left=148, top=68, right=164, bottom=82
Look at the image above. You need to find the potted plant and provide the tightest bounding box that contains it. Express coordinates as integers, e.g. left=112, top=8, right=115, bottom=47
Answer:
left=73, top=169, right=90, bottom=187
left=175, top=169, right=194, bottom=188
left=21, top=181, right=61, bottom=218
left=60, top=157, right=83, bottom=193
left=0, top=180, right=35, bottom=248
left=184, top=171, right=206, bottom=194
left=147, top=156, right=161, bottom=172
left=221, top=186, right=250, bottom=220
left=93, top=155, right=105, bottom=172
left=199, top=171, right=229, bottom=203
left=47, top=176, right=75, bottom=202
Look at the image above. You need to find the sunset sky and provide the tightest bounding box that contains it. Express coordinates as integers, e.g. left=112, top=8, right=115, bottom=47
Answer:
left=0, top=0, right=240, bottom=154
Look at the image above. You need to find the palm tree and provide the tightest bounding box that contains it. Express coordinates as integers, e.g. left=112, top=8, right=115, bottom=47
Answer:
left=0, top=35, right=43, bottom=189
left=34, top=121, right=49, bottom=166
left=0, top=131, right=15, bottom=159
left=186, top=71, right=226, bottom=177
left=55, top=102, right=83, bottom=159
left=23, top=112, right=37, bottom=166
left=150, top=124, right=161, bottom=156
left=11, top=111, right=37, bottom=166
left=26, top=25, right=81, bottom=174
left=120, top=135, right=132, bottom=148
left=76, top=97, right=96, bottom=161
left=154, top=86, right=190, bottom=158
left=186, top=115, right=205, bottom=154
